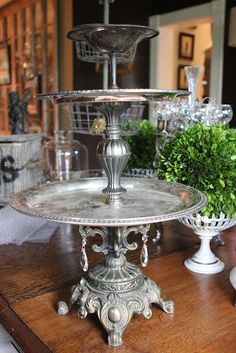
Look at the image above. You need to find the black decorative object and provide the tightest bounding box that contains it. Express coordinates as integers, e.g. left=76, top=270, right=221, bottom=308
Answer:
left=8, top=89, right=31, bottom=134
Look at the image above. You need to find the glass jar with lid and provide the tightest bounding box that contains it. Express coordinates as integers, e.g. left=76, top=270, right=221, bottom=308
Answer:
left=44, top=130, right=89, bottom=181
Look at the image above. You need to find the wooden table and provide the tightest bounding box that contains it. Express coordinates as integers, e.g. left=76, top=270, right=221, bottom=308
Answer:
left=0, top=221, right=235, bottom=353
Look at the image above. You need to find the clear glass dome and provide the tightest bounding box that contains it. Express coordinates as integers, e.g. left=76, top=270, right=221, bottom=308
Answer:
left=44, top=130, right=89, bottom=181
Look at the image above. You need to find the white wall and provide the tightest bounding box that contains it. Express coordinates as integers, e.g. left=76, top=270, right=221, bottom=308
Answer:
left=156, top=21, right=212, bottom=100
left=157, top=27, right=177, bottom=89
left=149, top=0, right=226, bottom=106
left=177, top=22, right=212, bottom=99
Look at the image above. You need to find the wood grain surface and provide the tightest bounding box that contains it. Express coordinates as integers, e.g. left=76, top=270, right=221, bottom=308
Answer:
left=0, top=221, right=235, bottom=353
left=12, top=246, right=236, bottom=353
left=0, top=221, right=197, bottom=303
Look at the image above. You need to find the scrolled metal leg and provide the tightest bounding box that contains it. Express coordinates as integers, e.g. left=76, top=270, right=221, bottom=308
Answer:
left=58, top=280, right=87, bottom=316
left=143, top=277, right=174, bottom=314
left=58, top=301, right=69, bottom=315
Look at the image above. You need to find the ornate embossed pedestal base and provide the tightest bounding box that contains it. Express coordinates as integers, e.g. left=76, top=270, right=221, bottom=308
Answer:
left=58, top=225, right=174, bottom=346
left=59, top=273, right=173, bottom=347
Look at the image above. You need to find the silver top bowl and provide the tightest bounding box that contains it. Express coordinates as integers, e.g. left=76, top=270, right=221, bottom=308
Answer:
left=67, top=24, right=159, bottom=54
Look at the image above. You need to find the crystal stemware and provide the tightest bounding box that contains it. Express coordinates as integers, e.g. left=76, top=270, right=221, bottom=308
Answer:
left=152, top=100, right=184, bottom=168
left=184, top=65, right=201, bottom=107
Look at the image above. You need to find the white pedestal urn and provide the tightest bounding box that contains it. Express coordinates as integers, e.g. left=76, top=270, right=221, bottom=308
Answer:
left=229, top=267, right=236, bottom=306
left=179, top=213, right=236, bottom=274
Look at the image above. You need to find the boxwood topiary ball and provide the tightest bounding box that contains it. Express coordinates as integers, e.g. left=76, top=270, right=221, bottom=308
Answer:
left=157, top=123, right=236, bottom=218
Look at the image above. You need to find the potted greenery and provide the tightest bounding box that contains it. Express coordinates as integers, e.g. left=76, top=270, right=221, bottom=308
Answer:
left=157, top=123, right=236, bottom=274
left=123, top=119, right=157, bottom=176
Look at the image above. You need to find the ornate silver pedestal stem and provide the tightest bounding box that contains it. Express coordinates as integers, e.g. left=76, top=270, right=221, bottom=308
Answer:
left=95, top=102, right=131, bottom=203
left=58, top=224, right=174, bottom=346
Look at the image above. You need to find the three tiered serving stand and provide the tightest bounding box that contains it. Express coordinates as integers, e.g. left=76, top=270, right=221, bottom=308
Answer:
left=10, top=24, right=207, bottom=347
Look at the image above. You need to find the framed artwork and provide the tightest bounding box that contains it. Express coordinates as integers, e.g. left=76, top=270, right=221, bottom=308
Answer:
left=177, top=65, right=188, bottom=90
left=0, top=42, right=11, bottom=84
left=178, top=32, right=195, bottom=60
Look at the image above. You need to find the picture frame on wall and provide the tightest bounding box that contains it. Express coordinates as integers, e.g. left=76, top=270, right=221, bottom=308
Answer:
left=177, top=65, right=188, bottom=90
left=0, top=42, right=11, bottom=85
left=178, top=32, right=195, bottom=60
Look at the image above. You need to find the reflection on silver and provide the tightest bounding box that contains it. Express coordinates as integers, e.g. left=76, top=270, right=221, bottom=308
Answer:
left=37, top=88, right=189, bottom=104
left=10, top=178, right=207, bottom=226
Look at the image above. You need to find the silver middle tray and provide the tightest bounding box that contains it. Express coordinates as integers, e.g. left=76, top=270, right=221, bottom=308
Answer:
left=37, top=89, right=189, bottom=104
left=10, top=177, right=207, bottom=227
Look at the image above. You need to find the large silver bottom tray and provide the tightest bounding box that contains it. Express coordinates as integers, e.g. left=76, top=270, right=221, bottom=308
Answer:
left=10, top=177, right=207, bottom=226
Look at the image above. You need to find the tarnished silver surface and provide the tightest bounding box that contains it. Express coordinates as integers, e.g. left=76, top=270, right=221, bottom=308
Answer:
left=67, top=24, right=159, bottom=89
left=58, top=275, right=174, bottom=346
left=67, top=24, right=159, bottom=54
left=74, top=39, right=136, bottom=64
left=37, top=88, right=189, bottom=104
left=10, top=177, right=207, bottom=226
left=37, top=90, right=188, bottom=204
left=94, top=102, right=132, bottom=203
left=58, top=225, right=174, bottom=347
left=38, top=89, right=190, bottom=203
